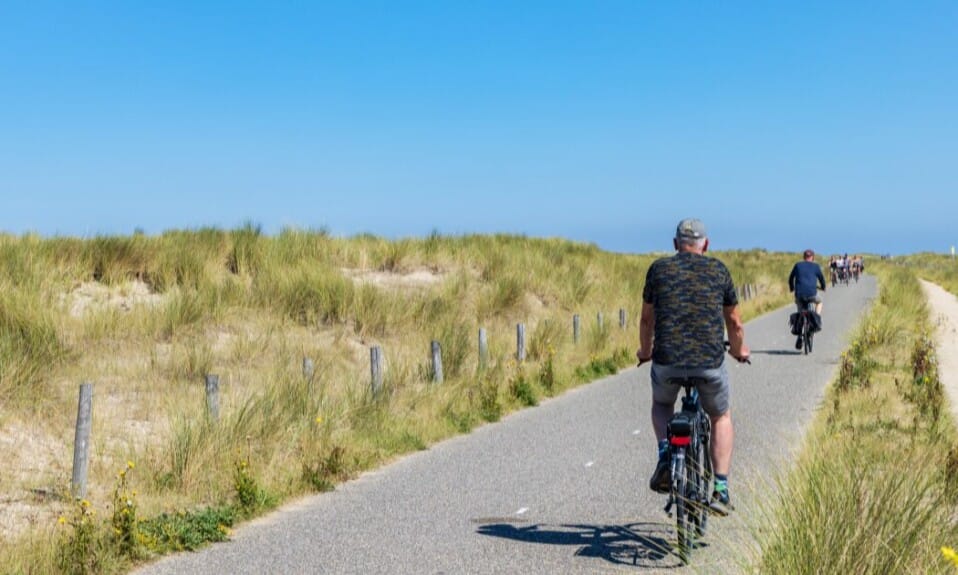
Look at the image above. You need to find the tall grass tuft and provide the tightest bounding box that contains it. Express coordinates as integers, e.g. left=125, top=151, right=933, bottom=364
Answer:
left=0, top=289, right=65, bottom=403
left=434, top=321, right=471, bottom=380
left=756, top=447, right=953, bottom=574
left=260, top=266, right=354, bottom=326
left=227, top=221, right=264, bottom=276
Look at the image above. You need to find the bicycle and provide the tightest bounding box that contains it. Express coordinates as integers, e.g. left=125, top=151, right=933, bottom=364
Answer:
left=662, top=376, right=712, bottom=564
left=639, top=349, right=748, bottom=564
left=792, top=298, right=817, bottom=354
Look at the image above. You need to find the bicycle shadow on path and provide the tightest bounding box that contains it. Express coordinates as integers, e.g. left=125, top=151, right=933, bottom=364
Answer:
left=475, top=520, right=690, bottom=570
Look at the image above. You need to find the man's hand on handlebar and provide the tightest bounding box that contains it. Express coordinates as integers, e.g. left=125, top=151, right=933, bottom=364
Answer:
left=724, top=341, right=751, bottom=364
left=636, top=348, right=653, bottom=367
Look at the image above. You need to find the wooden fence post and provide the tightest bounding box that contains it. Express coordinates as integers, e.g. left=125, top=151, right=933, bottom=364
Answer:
left=431, top=340, right=444, bottom=383
left=478, top=328, right=488, bottom=371
left=516, top=323, right=526, bottom=362
left=573, top=314, right=580, bottom=344
left=71, top=383, right=93, bottom=499
left=597, top=312, right=604, bottom=330
left=619, top=308, right=626, bottom=329
left=303, top=357, right=315, bottom=381
left=370, top=346, right=383, bottom=396
left=205, top=374, right=220, bottom=421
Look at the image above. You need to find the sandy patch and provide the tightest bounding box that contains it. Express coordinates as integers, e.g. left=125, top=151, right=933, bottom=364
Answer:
left=61, top=280, right=166, bottom=317
left=919, top=279, right=958, bottom=424
left=341, top=268, right=447, bottom=289
left=0, top=419, right=68, bottom=537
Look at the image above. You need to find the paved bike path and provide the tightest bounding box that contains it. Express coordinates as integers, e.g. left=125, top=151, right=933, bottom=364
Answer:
left=136, top=276, right=876, bottom=575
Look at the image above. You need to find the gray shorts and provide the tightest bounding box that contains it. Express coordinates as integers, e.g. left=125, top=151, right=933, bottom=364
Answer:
left=651, top=362, right=730, bottom=417
left=795, top=294, right=822, bottom=311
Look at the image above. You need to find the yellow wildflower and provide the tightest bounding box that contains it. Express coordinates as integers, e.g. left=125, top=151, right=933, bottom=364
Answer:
left=315, top=416, right=323, bottom=424
left=942, top=546, right=958, bottom=567
left=57, top=516, right=66, bottom=525
left=127, top=461, right=135, bottom=470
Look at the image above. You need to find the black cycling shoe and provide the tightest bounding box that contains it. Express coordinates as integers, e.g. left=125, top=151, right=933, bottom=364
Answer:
left=709, top=489, right=734, bottom=516
left=795, top=336, right=803, bottom=350
left=649, top=453, right=671, bottom=494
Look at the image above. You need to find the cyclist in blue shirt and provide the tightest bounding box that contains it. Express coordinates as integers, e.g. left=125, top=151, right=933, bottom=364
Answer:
left=788, top=249, right=826, bottom=349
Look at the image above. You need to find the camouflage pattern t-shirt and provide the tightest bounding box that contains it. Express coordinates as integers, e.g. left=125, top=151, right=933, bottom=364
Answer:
left=642, top=252, right=738, bottom=369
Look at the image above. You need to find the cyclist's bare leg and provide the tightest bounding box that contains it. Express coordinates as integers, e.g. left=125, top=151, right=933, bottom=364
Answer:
left=711, top=411, right=733, bottom=476
left=651, top=402, right=673, bottom=442
left=815, top=301, right=823, bottom=315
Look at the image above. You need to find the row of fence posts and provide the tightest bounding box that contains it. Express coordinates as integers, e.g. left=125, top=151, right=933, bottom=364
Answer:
left=738, top=283, right=759, bottom=302
left=372, top=308, right=630, bottom=393
left=68, top=307, right=631, bottom=498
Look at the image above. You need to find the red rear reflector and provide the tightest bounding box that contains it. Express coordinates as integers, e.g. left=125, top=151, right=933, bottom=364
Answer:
left=669, top=436, right=691, bottom=446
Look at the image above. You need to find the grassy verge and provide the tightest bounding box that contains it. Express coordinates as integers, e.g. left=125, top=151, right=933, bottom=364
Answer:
left=0, top=230, right=798, bottom=574
left=751, top=263, right=958, bottom=574
left=898, top=252, right=958, bottom=295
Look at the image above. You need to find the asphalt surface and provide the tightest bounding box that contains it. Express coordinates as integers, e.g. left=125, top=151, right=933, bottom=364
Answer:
left=135, top=276, right=876, bottom=575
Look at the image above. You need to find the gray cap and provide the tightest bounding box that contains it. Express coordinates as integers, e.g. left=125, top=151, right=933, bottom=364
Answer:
left=675, top=218, right=707, bottom=240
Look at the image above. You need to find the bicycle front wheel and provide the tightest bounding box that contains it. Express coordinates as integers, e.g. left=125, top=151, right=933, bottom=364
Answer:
left=689, top=434, right=710, bottom=538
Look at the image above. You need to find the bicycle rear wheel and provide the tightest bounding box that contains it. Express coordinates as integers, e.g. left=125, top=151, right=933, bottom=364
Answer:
left=802, top=319, right=811, bottom=355
left=673, top=451, right=692, bottom=563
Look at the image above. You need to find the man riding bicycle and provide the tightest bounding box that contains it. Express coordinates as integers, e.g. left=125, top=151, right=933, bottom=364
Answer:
left=637, top=218, right=750, bottom=516
left=788, top=249, right=826, bottom=350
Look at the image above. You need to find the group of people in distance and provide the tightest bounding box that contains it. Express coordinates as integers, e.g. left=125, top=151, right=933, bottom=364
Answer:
left=828, top=253, right=865, bottom=285
left=635, top=218, right=856, bottom=518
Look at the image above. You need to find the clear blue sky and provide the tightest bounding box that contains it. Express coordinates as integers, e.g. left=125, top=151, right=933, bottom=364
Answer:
left=2, top=2, right=956, bottom=254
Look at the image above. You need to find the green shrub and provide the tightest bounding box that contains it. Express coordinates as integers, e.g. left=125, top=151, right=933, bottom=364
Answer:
left=138, top=506, right=235, bottom=553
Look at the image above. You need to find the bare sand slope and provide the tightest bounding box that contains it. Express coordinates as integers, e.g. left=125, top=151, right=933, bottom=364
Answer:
left=919, top=279, right=958, bottom=424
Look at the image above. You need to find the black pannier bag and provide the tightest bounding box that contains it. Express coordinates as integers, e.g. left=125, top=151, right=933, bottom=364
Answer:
left=809, top=311, right=822, bottom=332
left=790, top=311, right=822, bottom=334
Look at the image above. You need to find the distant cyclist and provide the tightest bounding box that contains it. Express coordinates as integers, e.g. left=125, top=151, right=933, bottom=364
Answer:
left=788, top=249, right=826, bottom=350
left=637, top=218, right=750, bottom=516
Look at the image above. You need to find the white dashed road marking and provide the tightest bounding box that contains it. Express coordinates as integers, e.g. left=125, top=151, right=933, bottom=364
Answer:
left=516, top=507, right=528, bottom=515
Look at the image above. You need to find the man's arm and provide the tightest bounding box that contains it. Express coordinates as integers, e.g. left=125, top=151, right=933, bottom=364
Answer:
left=723, top=304, right=749, bottom=360
left=788, top=264, right=797, bottom=293
left=817, top=267, right=826, bottom=291
left=636, top=302, right=655, bottom=362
